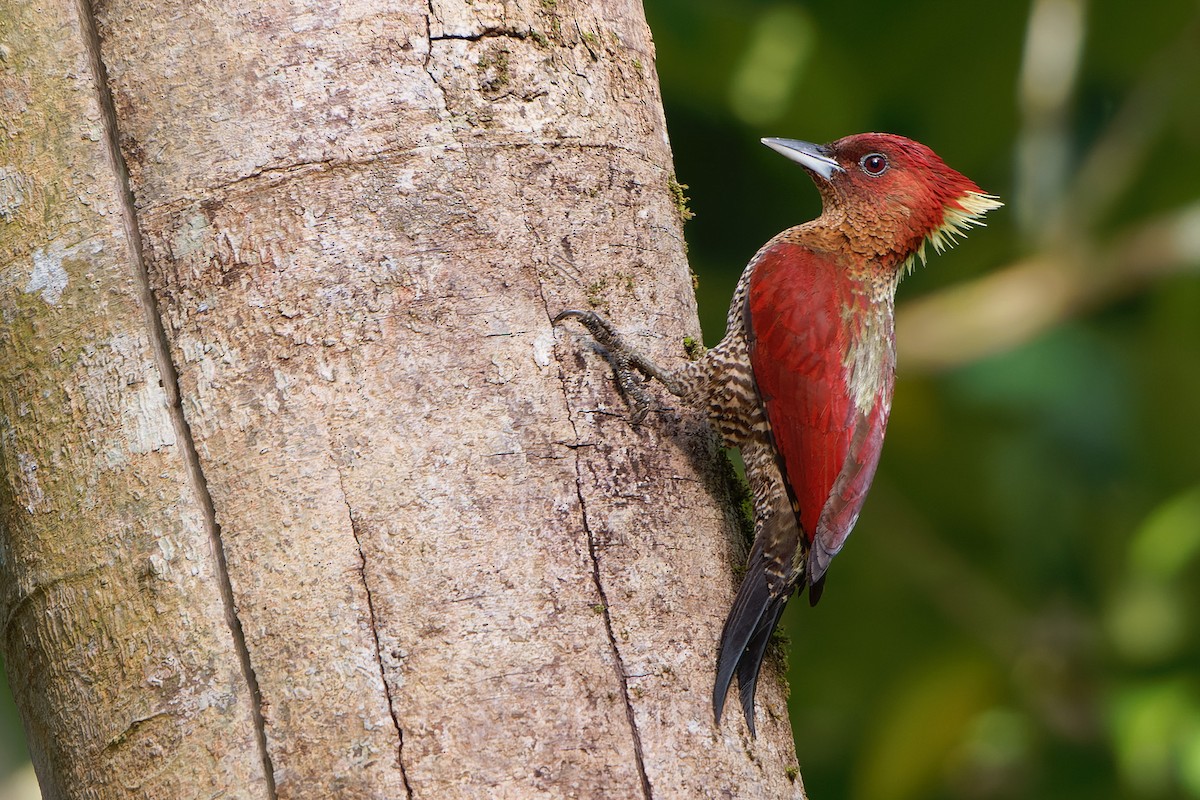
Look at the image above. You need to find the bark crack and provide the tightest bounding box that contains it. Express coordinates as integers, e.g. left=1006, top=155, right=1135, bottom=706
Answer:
left=429, top=28, right=539, bottom=43
left=536, top=283, right=654, bottom=800
left=422, top=0, right=438, bottom=73
left=572, top=473, right=655, bottom=800
left=336, top=469, right=415, bottom=799
left=75, top=1, right=277, bottom=795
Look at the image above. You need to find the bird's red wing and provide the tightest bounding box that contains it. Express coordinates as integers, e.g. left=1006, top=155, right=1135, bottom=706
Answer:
left=746, top=241, right=892, bottom=583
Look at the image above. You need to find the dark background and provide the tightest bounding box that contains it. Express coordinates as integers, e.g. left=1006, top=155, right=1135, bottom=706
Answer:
left=3, top=1, right=1199, bottom=797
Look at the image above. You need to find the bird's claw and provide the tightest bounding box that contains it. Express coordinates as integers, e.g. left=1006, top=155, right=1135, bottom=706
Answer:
left=553, top=309, right=620, bottom=348
left=555, top=309, right=657, bottom=423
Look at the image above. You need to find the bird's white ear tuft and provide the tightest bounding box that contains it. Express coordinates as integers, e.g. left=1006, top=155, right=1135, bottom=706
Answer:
left=902, top=191, right=1001, bottom=276
left=928, top=191, right=1004, bottom=255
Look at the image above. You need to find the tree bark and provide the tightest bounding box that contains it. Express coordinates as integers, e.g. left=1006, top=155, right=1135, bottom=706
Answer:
left=1, top=0, right=805, bottom=797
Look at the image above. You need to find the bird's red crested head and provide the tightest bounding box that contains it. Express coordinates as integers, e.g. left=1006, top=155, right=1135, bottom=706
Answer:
left=763, top=133, right=1002, bottom=273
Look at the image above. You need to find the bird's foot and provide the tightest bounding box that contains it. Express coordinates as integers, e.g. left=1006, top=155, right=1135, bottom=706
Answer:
left=554, top=309, right=666, bottom=423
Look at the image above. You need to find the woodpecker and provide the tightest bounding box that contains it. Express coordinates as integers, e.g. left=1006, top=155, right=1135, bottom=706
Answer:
left=556, top=134, right=1001, bottom=735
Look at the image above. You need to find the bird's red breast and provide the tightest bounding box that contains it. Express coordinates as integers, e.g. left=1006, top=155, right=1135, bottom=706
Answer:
left=746, top=238, right=895, bottom=580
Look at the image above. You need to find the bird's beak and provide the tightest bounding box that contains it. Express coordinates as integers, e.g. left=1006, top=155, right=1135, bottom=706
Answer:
left=761, top=138, right=844, bottom=181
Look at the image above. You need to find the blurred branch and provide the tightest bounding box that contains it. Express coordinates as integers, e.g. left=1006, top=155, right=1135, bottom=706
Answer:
left=898, top=7, right=1200, bottom=373
left=0, top=765, right=40, bottom=800
left=1013, top=0, right=1085, bottom=243
left=898, top=202, right=1200, bottom=372
left=1069, top=17, right=1200, bottom=231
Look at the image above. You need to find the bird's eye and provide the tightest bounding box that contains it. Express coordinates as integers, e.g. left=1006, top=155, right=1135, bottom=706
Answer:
left=860, top=153, right=889, bottom=176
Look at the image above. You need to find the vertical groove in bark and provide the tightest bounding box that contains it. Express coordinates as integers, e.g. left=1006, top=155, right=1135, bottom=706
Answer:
left=337, top=467, right=415, bottom=800
left=543, top=267, right=655, bottom=798
left=524, top=148, right=665, bottom=795
left=575, top=471, right=656, bottom=800
left=76, top=0, right=279, bottom=794
left=0, top=0, right=274, bottom=795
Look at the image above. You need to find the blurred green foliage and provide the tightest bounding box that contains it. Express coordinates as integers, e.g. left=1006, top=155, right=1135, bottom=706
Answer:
left=646, top=0, right=1200, bottom=797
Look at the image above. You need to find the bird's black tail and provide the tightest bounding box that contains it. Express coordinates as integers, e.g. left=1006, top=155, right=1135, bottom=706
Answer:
left=713, top=516, right=800, bottom=736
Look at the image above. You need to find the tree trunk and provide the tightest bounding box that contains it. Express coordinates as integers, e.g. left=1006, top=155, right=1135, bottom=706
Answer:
left=0, top=0, right=805, bottom=797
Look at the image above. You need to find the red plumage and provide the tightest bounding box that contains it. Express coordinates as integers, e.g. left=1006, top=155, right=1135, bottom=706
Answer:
left=746, top=242, right=893, bottom=584
left=711, top=133, right=1001, bottom=733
